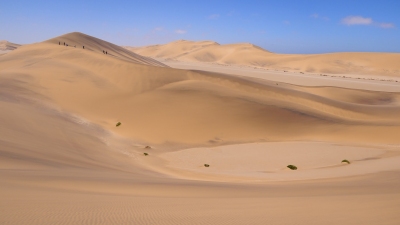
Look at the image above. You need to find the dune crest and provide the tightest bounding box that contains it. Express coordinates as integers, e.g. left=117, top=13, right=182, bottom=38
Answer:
left=45, top=32, right=167, bottom=67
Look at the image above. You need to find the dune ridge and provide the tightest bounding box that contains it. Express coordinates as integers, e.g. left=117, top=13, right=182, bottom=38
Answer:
left=127, top=40, right=400, bottom=77
left=45, top=32, right=167, bottom=67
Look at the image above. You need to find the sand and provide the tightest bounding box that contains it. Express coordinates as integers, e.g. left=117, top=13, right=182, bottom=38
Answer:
left=127, top=39, right=400, bottom=77
left=1, top=32, right=400, bottom=224
left=159, top=59, right=400, bottom=92
left=0, top=40, right=20, bottom=51
left=160, top=142, right=400, bottom=181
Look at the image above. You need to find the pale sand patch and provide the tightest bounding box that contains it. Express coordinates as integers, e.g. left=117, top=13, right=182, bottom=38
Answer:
left=160, top=142, right=400, bottom=181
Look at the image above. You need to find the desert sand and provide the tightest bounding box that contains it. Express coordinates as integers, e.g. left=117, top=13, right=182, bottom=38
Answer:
left=127, top=39, right=400, bottom=77
left=1, top=32, right=400, bottom=224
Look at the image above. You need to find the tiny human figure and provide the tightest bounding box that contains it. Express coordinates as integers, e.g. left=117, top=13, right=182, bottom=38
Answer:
left=74, top=45, right=76, bottom=48
left=64, top=42, right=65, bottom=46
left=103, top=50, right=105, bottom=54
left=106, top=51, right=107, bottom=54
left=59, top=41, right=60, bottom=45
left=83, top=46, right=84, bottom=49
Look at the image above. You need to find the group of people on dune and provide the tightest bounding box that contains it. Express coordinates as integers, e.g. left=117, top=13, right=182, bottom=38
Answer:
left=58, top=41, right=108, bottom=54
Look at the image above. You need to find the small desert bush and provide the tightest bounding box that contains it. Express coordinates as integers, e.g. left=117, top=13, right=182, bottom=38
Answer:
left=143, top=153, right=148, bottom=156
left=287, top=165, right=297, bottom=170
left=342, top=159, right=350, bottom=164
left=204, top=164, right=210, bottom=167
left=145, top=146, right=151, bottom=149
left=116, top=122, right=121, bottom=127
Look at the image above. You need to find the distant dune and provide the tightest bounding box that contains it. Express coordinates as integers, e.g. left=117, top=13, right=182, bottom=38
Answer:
left=127, top=40, right=400, bottom=77
left=0, top=40, right=20, bottom=51
left=0, top=40, right=20, bottom=55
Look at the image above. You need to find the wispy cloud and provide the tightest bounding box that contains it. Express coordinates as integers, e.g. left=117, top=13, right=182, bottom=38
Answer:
left=342, top=16, right=372, bottom=25
left=175, top=29, right=187, bottom=34
left=310, top=13, right=329, bottom=21
left=379, top=23, right=395, bottom=29
left=208, top=14, right=220, bottom=20
left=283, top=20, right=290, bottom=25
left=341, top=15, right=395, bottom=28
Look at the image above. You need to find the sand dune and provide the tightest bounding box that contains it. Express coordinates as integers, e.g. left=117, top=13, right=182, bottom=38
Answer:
left=128, top=40, right=400, bottom=77
left=46, top=32, right=167, bottom=67
left=3, top=35, right=400, bottom=144
left=1, top=32, right=400, bottom=224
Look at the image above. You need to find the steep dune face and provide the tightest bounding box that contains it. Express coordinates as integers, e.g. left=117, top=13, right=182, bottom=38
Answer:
left=1, top=33, right=400, bottom=146
left=129, top=40, right=400, bottom=77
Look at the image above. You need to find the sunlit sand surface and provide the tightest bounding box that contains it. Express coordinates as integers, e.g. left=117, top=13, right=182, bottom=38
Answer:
left=1, top=32, right=400, bottom=224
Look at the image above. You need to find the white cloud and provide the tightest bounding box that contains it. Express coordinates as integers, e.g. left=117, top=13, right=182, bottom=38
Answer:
left=283, top=20, right=290, bottom=25
left=341, top=16, right=395, bottom=29
left=175, top=29, right=187, bottom=34
left=208, top=14, right=220, bottom=20
left=341, top=16, right=372, bottom=25
left=379, top=23, right=395, bottom=28
left=310, top=13, right=319, bottom=19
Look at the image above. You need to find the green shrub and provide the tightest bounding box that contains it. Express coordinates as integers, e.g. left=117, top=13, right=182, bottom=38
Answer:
left=287, top=165, right=297, bottom=170
left=342, top=159, right=350, bottom=164
left=116, top=122, right=121, bottom=127
left=143, top=153, right=148, bottom=156
left=204, top=164, right=210, bottom=167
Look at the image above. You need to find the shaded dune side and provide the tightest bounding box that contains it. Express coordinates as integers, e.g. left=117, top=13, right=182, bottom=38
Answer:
left=45, top=32, right=166, bottom=67
left=186, top=70, right=400, bottom=123
left=129, top=40, right=400, bottom=77
left=1, top=36, right=400, bottom=146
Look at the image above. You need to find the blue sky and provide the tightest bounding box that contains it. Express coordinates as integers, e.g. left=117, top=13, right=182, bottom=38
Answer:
left=1, top=0, right=399, bottom=53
